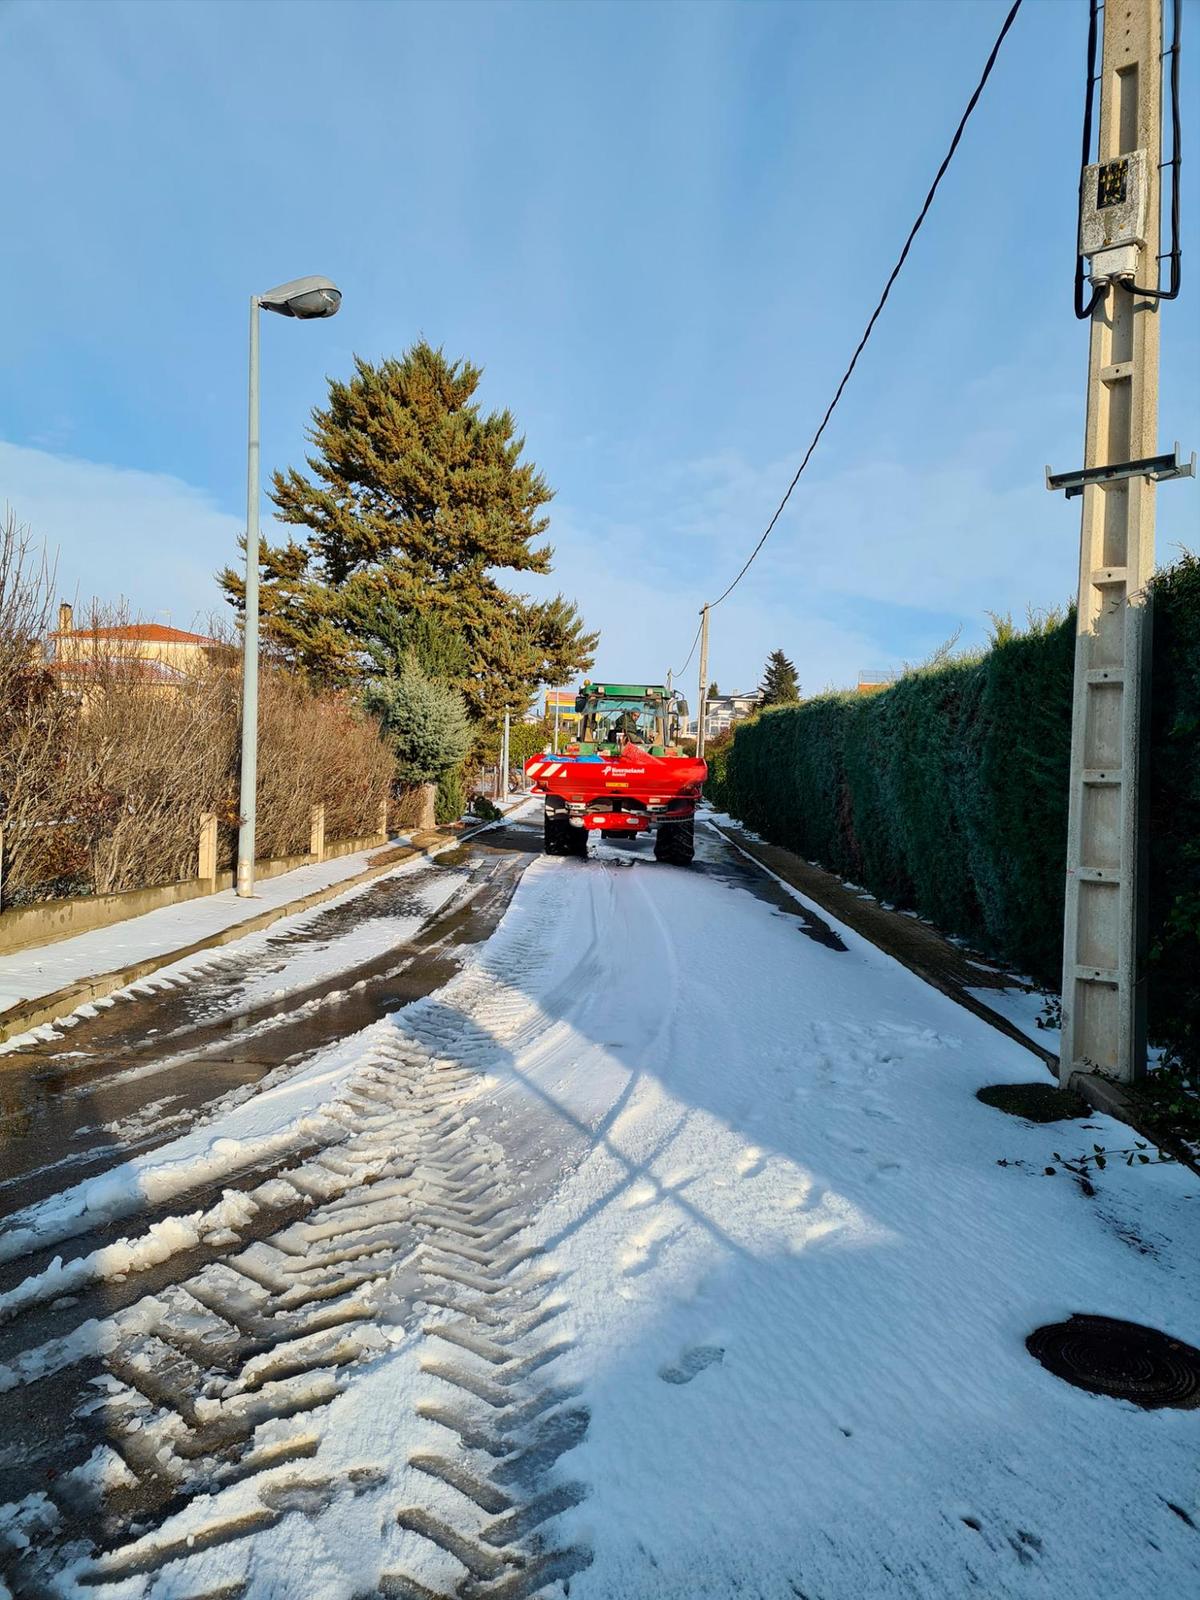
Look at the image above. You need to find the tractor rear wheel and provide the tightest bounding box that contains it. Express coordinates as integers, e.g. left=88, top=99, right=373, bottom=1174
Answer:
left=654, top=819, right=694, bottom=865
left=545, top=812, right=589, bottom=858
left=544, top=813, right=569, bottom=855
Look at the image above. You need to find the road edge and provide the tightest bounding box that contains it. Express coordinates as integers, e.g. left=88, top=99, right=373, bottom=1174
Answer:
left=706, top=818, right=1059, bottom=1071
left=708, top=819, right=1200, bottom=1171
left=0, top=817, right=518, bottom=1048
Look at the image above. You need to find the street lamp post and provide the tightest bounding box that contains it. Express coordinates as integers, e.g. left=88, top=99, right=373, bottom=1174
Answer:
left=237, top=276, right=341, bottom=898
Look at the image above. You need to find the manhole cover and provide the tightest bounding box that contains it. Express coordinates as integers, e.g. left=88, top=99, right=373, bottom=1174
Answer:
left=977, top=1082, right=1087, bottom=1121
left=1027, top=1314, right=1200, bottom=1408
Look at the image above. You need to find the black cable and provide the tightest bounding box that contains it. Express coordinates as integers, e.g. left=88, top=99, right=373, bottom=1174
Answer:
left=1130, top=0, right=1182, bottom=301
left=706, top=0, right=1024, bottom=611
left=669, top=616, right=703, bottom=681
left=1076, top=0, right=1183, bottom=311
left=1074, top=0, right=1105, bottom=319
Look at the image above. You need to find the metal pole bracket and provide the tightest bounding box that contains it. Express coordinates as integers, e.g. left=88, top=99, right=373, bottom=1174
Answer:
left=1046, top=441, right=1195, bottom=498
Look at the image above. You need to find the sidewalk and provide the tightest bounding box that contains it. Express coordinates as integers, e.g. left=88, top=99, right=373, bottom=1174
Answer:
left=0, top=799, right=534, bottom=1045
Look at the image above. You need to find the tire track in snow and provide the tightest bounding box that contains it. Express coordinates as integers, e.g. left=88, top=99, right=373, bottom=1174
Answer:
left=1, top=850, right=593, bottom=1600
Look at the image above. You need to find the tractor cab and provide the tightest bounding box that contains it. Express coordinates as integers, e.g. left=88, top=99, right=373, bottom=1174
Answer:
left=571, top=682, right=689, bottom=756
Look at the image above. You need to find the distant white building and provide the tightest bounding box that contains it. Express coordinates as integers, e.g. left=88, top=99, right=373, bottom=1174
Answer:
left=691, top=690, right=761, bottom=741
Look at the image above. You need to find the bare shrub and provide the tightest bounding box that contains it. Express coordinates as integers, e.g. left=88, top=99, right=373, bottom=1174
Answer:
left=0, top=512, right=82, bottom=900
left=1, top=533, right=392, bottom=904
left=73, top=627, right=239, bottom=894
left=256, top=673, right=393, bottom=859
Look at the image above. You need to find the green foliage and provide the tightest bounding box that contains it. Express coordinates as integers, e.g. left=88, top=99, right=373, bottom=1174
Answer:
left=435, top=764, right=466, bottom=824
left=349, top=600, right=468, bottom=684
left=219, top=343, right=598, bottom=722
left=1146, top=552, right=1200, bottom=1073
left=759, top=648, right=800, bottom=706
left=507, top=716, right=554, bottom=768
left=469, top=793, right=504, bottom=822
left=709, top=566, right=1200, bottom=1069
left=363, top=657, right=472, bottom=787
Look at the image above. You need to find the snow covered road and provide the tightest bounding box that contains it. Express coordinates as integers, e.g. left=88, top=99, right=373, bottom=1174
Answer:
left=0, top=820, right=1195, bottom=1599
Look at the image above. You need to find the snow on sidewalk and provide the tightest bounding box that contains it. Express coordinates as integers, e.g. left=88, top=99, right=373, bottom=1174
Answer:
left=0, top=839, right=417, bottom=1017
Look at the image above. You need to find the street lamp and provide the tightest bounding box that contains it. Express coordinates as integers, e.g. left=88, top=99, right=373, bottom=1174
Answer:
left=237, top=276, right=341, bottom=898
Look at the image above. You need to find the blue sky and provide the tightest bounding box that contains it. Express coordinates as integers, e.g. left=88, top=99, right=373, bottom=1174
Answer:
left=2, top=0, right=1197, bottom=698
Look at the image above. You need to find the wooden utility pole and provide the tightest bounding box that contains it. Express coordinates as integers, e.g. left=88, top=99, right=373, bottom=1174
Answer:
left=1058, top=0, right=1165, bottom=1085
left=695, top=606, right=710, bottom=759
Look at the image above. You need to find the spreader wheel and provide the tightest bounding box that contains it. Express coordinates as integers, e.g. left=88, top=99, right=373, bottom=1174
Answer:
left=654, top=819, right=694, bottom=865
left=544, top=812, right=569, bottom=855
left=545, top=811, right=588, bottom=858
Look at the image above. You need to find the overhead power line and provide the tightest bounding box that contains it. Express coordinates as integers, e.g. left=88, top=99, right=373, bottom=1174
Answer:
left=706, top=0, right=1024, bottom=611
left=669, top=615, right=704, bottom=681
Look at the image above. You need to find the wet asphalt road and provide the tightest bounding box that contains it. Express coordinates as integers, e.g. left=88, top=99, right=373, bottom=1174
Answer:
left=0, top=824, right=543, bottom=1227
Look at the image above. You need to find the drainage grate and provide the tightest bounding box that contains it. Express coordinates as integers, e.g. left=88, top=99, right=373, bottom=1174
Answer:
left=1027, top=1314, right=1200, bottom=1409
left=976, top=1082, right=1087, bottom=1122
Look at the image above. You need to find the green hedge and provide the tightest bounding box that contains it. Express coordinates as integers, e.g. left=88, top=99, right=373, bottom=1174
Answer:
left=707, top=555, right=1200, bottom=1067
left=1146, top=555, right=1200, bottom=1069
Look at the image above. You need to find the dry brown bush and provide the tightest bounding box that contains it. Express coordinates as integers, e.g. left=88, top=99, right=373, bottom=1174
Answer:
left=75, top=643, right=239, bottom=894
left=1, top=526, right=392, bottom=904
left=0, top=512, right=82, bottom=898
left=256, top=673, right=393, bottom=859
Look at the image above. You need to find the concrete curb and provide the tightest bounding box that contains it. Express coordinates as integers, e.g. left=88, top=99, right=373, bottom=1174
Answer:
left=0, top=825, right=482, bottom=1049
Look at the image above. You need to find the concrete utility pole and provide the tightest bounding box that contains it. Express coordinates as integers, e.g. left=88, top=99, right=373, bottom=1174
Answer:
left=500, top=710, right=511, bottom=803
left=695, top=605, right=710, bottom=759
left=551, top=691, right=560, bottom=755
left=1057, top=0, right=1174, bottom=1085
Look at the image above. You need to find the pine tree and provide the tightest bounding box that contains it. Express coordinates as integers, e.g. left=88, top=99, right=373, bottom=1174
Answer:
left=759, top=648, right=800, bottom=706
left=219, top=343, right=597, bottom=723
left=707, top=681, right=719, bottom=699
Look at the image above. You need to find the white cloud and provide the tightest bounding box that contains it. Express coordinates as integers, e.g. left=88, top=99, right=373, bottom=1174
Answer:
left=0, top=440, right=241, bottom=632
left=527, top=402, right=1192, bottom=695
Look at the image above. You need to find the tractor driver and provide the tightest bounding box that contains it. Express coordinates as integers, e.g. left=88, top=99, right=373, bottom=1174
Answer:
left=611, top=708, right=646, bottom=745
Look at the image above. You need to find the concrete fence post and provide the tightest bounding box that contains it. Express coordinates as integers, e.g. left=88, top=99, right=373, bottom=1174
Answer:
left=197, top=813, right=218, bottom=885
left=377, top=796, right=389, bottom=840
left=310, top=803, right=326, bottom=864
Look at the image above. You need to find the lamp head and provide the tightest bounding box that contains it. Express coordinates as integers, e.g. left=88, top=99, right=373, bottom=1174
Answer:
left=258, top=275, right=341, bottom=319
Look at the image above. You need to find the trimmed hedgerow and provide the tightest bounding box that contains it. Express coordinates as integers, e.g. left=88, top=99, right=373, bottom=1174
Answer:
left=707, top=560, right=1198, bottom=1067
left=1146, top=553, right=1200, bottom=1071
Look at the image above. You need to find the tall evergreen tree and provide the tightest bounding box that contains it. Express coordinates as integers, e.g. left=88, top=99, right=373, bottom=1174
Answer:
left=220, top=343, right=597, bottom=723
left=759, top=648, right=800, bottom=706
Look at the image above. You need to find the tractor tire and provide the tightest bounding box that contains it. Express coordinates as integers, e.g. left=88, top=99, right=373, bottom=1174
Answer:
left=544, top=813, right=569, bottom=856
left=654, top=818, right=694, bottom=866
left=568, top=824, right=589, bottom=858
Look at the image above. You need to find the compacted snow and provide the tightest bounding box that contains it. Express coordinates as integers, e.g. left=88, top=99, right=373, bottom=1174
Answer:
left=0, top=824, right=1195, bottom=1599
